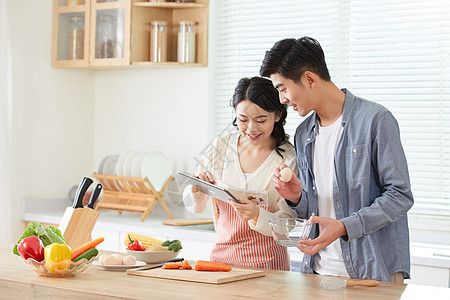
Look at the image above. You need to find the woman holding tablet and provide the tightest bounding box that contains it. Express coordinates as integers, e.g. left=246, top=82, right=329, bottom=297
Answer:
left=183, top=77, right=297, bottom=270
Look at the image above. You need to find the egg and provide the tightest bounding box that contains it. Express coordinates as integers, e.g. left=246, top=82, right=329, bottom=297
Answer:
left=98, top=254, right=107, bottom=265
left=111, top=253, right=124, bottom=265
left=122, top=255, right=137, bottom=266
left=102, top=255, right=119, bottom=265
left=279, top=167, right=293, bottom=182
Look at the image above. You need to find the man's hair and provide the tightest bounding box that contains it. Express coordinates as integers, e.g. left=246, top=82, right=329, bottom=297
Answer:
left=260, top=36, right=331, bottom=83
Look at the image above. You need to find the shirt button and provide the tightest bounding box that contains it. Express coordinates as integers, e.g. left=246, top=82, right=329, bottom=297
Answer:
left=345, top=254, right=349, bottom=261
left=307, top=138, right=311, bottom=142
left=353, top=148, right=357, bottom=153
left=312, top=186, right=316, bottom=191
left=305, top=261, right=309, bottom=266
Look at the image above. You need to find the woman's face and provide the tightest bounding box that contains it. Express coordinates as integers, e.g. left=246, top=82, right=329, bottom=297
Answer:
left=235, top=99, right=281, bottom=147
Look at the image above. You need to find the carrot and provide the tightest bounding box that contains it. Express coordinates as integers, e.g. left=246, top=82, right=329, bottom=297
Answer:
left=71, top=237, right=104, bottom=260
left=194, top=260, right=232, bottom=272
left=161, top=259, right=192, bottom=269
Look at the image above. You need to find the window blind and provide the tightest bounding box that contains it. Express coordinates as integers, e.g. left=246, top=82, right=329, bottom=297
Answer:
left=211, top=0, right=450, bottom=218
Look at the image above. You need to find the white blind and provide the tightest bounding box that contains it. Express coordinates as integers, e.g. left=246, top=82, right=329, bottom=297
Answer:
left=212, top=0, right=450, bottom=217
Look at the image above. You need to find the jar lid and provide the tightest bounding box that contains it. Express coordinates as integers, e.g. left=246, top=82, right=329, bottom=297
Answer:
left=151, top=20, right=168, bottom=25
left=179, top=20, right=196, bottom=25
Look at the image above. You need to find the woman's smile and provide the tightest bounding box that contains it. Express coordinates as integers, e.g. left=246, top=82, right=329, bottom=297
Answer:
left=246, top=132, right=262, bottom=140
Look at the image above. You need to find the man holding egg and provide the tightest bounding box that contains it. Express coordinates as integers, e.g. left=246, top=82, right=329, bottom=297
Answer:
left=261, top=37, right=414, bottom=283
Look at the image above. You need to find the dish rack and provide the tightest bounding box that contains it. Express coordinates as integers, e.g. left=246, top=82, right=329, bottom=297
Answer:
left=92, top=173, right=174, bottom=221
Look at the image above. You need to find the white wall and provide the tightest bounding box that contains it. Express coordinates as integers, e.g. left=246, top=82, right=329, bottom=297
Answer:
left=7, top=0, right=95, bottom=241
left=92, top=67, right=209, bottom=177
left=5, top=0, right=211, bottom=243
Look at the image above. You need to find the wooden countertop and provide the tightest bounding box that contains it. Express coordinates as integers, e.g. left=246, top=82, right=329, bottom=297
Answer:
left=1, top=246, right=449, bottom=300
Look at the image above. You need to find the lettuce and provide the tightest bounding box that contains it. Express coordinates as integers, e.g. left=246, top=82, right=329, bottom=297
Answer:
left=13, top=221, right=66, bottom=256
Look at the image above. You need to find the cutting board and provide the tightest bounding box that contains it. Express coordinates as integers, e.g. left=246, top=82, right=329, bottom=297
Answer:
left=127, top=267, right=266, bottom=284
left=162, top=218, right=213, bottom=226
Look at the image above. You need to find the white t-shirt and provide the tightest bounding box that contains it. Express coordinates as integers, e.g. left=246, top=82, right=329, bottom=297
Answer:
left=312, top=115, right=349, bottom=277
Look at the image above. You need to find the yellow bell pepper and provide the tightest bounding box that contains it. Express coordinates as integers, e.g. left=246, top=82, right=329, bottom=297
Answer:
left=44, top=243, right=72, bottom=274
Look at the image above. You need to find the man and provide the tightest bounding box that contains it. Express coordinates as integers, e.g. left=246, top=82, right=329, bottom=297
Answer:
left=260, top=36, right=413, bottom=282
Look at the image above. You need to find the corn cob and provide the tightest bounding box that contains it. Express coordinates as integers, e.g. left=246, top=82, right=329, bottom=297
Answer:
left=124, top=232, right=163, bottom=248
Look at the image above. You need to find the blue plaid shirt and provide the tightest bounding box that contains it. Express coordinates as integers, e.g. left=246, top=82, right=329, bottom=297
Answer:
left=290, top=89, right=414, bottom=282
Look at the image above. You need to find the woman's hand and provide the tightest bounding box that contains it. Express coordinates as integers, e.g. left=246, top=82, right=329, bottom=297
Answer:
left=191, top=171, right=216, bottom=193
left=272, top=164, right=302, bottom=205
left=228, top=198, right=260, bottom=222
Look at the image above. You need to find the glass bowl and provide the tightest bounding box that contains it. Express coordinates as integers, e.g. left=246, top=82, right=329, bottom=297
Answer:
left=22, top=257, right=95, bottom=277
left=269, top=218, right=313, bottom=247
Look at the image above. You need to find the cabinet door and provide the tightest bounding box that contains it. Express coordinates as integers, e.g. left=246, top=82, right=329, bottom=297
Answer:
left=52, top=0, right=90, bottom=68
left=90, top=0, right=131, bottom=66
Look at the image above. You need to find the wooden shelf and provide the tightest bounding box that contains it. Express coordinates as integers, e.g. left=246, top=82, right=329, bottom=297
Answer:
left=132, top=61, right=206, bottom=67
left=134, top=2, right=207, bottom=9
left=92, top=173, right=174, bottom=222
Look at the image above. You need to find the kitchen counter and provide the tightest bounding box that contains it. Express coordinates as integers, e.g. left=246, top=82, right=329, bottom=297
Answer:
left=21, top=198, right=304, bottom=263
left=2, top=246, right=450, bottom=299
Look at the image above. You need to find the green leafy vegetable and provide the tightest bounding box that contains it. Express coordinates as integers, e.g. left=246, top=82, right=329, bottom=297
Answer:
left=162, top=239, right=182, bottom=252
left=13, top=221, right=66, bottom=256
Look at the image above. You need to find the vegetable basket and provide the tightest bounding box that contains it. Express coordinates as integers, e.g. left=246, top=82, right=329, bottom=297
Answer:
left=22, top=257, right=95, bottom=277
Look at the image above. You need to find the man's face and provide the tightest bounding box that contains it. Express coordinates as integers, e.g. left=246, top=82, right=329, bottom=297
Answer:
left=270, top=73, right=314, bottom=117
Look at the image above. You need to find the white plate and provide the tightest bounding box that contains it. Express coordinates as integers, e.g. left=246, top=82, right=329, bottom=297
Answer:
left=126, top=249, right=181, bottom=263
left=141, top=151, right=171, bottom=191
left=98, top=155, right=109, bottom=174
left=102, top=154, right=120, bottom=175
left=92, top=260, right=146, bottom=271
left=123, top=151, right=141, bottom=177
left=115, top=151, right=131, bottom=176
left=132, top=151, right=148, bottom=178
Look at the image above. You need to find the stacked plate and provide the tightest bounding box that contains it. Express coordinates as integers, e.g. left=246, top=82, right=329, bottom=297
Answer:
left=98, top=154, right=120, bottom=175
left=97, top=151, right=172, bottom=191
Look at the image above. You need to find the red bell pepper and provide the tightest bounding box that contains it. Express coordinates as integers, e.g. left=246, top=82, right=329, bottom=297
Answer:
left=17, top=235, right=45, bottom=262
left=127, top=234, right=145, bottom=251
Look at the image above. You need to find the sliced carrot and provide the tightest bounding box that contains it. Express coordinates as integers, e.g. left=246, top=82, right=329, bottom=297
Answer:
left=194, top=260, right=232, bottom=272
left=71, top=237, right=104, bottom=260
left=162, top=260, right=192, bottom=270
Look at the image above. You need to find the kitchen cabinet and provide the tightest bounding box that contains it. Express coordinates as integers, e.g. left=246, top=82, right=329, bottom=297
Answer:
left=52, top=0, right=208, bottom=68
left=52, top=0, right=131, bottom=68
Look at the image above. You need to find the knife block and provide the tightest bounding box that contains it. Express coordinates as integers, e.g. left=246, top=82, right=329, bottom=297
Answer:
left=58, top=207, right=100, bottom=249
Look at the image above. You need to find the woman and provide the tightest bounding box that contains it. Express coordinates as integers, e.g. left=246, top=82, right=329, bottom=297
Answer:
left=183, top=77, right=297, bottom=271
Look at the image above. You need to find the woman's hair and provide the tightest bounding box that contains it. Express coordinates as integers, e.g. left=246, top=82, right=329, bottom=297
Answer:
left=231, top=76, right=290, bottom=158
left=260, top=36, right=331, bottom=83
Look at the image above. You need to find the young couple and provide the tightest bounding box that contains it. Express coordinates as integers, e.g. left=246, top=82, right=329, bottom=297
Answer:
left=183, top=37, right=413, bottom=283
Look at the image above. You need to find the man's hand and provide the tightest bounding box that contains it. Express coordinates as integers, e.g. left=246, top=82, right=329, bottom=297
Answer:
left=228, top=198, right=260, bottom=222
left=272, top=164, right=302, bottom=204
left=296, top=216, right=347, bottom=255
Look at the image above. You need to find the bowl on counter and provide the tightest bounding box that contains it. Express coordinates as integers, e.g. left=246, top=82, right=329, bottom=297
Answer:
left=269, top=218, right=313, bottom=247
left=22, top=257, right=94, bottom=277
left=125, top=249, right=180, bottom=263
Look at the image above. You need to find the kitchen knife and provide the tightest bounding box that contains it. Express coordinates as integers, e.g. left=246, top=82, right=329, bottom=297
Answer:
left=87, top=183, right=102, bottom=209
left=132, top=257, right=185, bottom=271
left=72, top=177, right=93, bottom=208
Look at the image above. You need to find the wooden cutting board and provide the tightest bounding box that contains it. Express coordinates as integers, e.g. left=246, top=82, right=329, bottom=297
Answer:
left=162, top=218, right=213, bottom=226
left=127, top=267, right=266, bottom=284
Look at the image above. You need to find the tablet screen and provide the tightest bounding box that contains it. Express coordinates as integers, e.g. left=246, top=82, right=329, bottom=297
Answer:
left=177, top=171, right=241, bottom=203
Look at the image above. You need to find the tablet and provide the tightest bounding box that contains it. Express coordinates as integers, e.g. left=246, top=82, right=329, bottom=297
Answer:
left=177, top=171, right=242, bottom=203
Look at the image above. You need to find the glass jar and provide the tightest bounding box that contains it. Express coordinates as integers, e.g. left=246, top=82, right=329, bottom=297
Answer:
left=177, top=21, right=196, bottom=63
left=150, top=21, right=168, bottom=62
left=68, top=15, right=84, bottom=60
left=96, top=13, right=117, bottom=59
